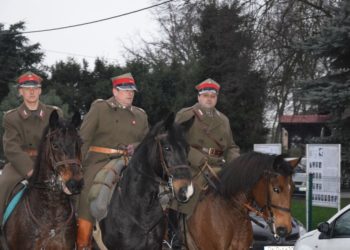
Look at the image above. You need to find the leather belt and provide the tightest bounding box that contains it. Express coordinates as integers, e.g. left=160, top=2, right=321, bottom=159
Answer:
left=25, top=149, right=38, bottom=157
left=89, top=146, right=127, bottom=155
left=192, top=145, right=223, bottom=157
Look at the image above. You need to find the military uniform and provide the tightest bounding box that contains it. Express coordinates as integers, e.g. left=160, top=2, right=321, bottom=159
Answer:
left=0, top=102, right=63, bottom=224
left=171, top=79, right=240, bottom=216
left=77, top=97, right=149, bottom=222
left=172, top=103, right=240, bottom=215
left=76, top=72, right=150, bottom=249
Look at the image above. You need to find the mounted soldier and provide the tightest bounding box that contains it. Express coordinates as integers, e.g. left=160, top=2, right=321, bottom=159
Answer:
left=76, top=72, right=149, bottom=249
left=168, top=78, right=240, bottom=249
left=0, top=72, right=63, bottom=228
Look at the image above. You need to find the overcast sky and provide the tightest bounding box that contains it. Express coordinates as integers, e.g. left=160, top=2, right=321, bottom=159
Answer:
left=2, top=0, right=160, bottom=68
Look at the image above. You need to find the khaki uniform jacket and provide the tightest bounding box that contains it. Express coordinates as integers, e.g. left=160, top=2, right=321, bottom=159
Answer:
left=2, top=102, right=63, bottom=177
left=171, top=103, right=240, bottom=215
left=78, top=97, right=149, bottom=222
left=0, top=102, right=62, bottom=223
left=175, top=103, right=240, bottom=172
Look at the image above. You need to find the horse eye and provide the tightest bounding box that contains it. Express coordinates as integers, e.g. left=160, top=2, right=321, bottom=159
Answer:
left=163, top=146, right=171, bottom=151
left=52, top=143, right=60, bottom=150
left=273, top=187, right=281, bottom=193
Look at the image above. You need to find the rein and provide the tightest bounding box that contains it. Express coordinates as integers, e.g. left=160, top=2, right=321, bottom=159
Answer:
left=24, top=195, right=74, bottom=228
left=23, top=195, right=75, bottom=249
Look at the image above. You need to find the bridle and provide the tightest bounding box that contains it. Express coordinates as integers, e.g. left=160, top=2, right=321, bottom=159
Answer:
left=132, top=133, right=191, bottom=203
left=23, top=128, right=81, bottom=247
left=155, top=133, right=190, bottom=201
left=31, top=128, right=82, bottom=192
left=245, top=170, right=292, bottom=238
left=116, top=133, right=191, bottom=237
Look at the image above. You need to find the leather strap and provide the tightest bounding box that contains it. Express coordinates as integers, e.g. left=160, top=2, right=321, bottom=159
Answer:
left=192, top=145, right=223, bottom=157
left=89, top=146, right=127, bottom=155
left=192, top=110, right=224, bottom=151
left=25, top=149, right=38, bottom=157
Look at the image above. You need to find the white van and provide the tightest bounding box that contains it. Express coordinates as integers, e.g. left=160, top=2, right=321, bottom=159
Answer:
left=294, top=204, right=350, bottom=250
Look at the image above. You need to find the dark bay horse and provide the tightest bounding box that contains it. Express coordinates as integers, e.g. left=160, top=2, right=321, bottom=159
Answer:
left=98, top=114, right=194, bottom=250
left=186, top=152, right=299, bottom=250
left=2, top=110, right=84, bottom=250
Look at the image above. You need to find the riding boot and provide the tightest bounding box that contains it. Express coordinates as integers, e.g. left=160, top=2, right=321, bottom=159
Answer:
left=168, top=209, right=184, bottom=250
left=76, top=218, right=93, bottom=250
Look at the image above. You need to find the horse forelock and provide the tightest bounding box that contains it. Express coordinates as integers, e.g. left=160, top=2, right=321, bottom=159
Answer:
left=219, top=152, right=293, bottom=199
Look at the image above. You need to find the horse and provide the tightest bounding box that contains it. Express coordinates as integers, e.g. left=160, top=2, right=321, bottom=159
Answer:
left=185, top=152, right=299, bottom=250
left=97, top=113, right=194, bottom=250
left=1, top=110, right=84, bottom=250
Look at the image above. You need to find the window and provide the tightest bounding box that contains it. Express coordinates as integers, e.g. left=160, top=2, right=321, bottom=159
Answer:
left=333, top=209, right=350, bottom=237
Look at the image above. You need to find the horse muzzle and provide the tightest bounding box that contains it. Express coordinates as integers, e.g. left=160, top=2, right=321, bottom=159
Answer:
left=173, top=181, right=194, bottom=203
left=64, top=179, right=84, bottom=195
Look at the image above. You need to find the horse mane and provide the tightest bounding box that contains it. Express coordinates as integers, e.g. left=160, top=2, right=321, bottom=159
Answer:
left=219, top=152, right=294, bottom=199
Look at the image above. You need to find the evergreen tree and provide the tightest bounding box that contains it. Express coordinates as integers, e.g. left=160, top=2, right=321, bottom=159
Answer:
left=196, top=1, right=268, bottom=151
left=300, top=0, right=350, bottom=171
left=0, top=22, right=44, bottom=102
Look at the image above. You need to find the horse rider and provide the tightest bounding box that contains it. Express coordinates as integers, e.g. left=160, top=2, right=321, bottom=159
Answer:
left=0, top=72, right=63, bottom=227
left=168, top=78, right=241, bottom=249
left=76, top=72, right=149, bottom=249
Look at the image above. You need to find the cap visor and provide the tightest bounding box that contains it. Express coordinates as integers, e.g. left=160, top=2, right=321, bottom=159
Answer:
left=18, top=83, right=41, bottom=88
left=116, top=85, right=138, bottom=91
left=198, top=89, right=217, bottom=95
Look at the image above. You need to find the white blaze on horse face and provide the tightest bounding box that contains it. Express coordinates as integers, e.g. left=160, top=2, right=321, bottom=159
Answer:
left=186, top=183, right=194, bottom=199
left=62, top=183, right=73, bottom=195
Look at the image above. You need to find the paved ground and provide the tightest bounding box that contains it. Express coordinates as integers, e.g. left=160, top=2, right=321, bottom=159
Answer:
left=341, top=191, right=350, bottom=198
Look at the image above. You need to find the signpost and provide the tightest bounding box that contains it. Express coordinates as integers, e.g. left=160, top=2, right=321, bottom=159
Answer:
left=306, top=144, right=341, bottom=231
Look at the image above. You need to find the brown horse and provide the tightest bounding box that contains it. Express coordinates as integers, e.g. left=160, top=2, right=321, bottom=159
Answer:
left=1, top=111, right=84, bottom=250
left=185, top=152, right=298, bottom=250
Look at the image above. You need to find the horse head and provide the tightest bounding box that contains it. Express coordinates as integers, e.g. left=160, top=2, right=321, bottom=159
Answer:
left=33, top=110, right=84, bottom=195
left=148, top=113, right=194, bottom=203
left=251, top=156, right=299, bottom=238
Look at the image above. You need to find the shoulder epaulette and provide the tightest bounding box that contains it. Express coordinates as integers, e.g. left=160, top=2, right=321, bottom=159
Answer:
left=92, top=99, right=104, bottom=105
left=178, top=106, right=194, bottom=114
left=133, top=106, right=146, bottom=113
left=4, top=109, right=16, bottom=116
left=46, top=105, right=59, bottom=110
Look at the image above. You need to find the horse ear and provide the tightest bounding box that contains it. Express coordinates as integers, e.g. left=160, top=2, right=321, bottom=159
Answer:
left=286, top=157, right=301, bottom=169
left=71, top=111, right=82, bottom=128
left=273, top=155, right=286, bottom=170
left=49, top=110, right=60, bottom=130
left=178, top=117, right=194, bottom=133
left=164, top=112, right=175, bottom=131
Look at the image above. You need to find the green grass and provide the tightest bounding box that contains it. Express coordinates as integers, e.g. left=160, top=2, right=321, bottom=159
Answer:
left=291, top=197, right=350, bottom=230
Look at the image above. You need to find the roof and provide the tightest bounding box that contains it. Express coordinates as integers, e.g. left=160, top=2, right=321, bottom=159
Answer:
left=279, top=115, right=331, bottom=124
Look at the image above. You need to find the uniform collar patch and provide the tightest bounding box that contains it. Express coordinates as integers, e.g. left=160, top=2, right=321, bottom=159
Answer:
left=18, top=103, right=45, bottom=120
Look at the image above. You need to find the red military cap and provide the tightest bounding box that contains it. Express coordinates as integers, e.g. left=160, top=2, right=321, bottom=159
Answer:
left=17, top=71, right=43, bottom=88
left=195, top=78, right=220, bottom=94
left=111, top=73, right=137, bottom=91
